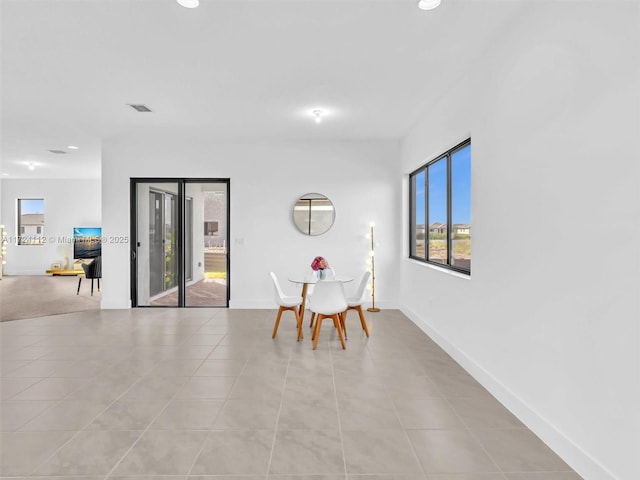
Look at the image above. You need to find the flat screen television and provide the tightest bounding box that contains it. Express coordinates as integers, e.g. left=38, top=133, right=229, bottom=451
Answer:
left=73, top=227, right=102, bottom=259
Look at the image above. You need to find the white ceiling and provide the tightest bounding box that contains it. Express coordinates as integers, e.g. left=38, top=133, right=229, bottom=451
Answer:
left=1, top=0, right=521, bottom=179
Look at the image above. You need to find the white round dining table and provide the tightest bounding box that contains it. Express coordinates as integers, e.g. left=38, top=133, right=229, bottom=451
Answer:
left=288, top=274, right=353, bottom=324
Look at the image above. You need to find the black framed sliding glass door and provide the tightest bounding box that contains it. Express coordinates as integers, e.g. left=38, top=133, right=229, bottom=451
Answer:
left=131, top=178, right=230, bottom=308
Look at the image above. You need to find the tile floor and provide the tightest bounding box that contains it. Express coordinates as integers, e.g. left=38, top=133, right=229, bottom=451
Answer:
left=0, top=308, right=581, bottom=480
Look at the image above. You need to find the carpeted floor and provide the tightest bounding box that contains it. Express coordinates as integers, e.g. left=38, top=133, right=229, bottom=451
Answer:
left=0, top=275, right=101, bottom=322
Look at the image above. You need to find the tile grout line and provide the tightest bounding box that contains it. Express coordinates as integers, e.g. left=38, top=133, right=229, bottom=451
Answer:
left=105, top=325, right=235, bottom=480
left=263, top=342, right=294, bottom=478
left=17, top=367, right=135, bottom=478
left=441, top=395, right=508, bottom=478
left=20, top=356, right=149, bottom=475
left=184, top=329, right=249, bottom=478
left=365, top=325, right=428, bottom=477
left=25, top=320, right=221, bottom=478
left=2, top=376, right=48, bottom=402
left=7, top=356, right=117, bottom=431
left=408, top=346, right=508, bottom=479
left=329, top=339, right=349, bottom=480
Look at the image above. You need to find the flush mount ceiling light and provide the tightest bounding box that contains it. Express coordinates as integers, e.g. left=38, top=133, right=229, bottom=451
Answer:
left=418, top=0, right=441, bottom=10
left=48, top=149, right=67, bottom=154
left=177, top=0, right=199, bottom=8
left=67, top=145, right=79, bottom=150
left=312, top=109, right=324, bottom=124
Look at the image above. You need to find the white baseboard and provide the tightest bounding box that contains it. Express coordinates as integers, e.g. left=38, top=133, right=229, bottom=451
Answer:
left=400, top=304, right=618, bottom=480
left=229, top=299, right=273, bottom=309
left=101, top=299, right=131, bottom=309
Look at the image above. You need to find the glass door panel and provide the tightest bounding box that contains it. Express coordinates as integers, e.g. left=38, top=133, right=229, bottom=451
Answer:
left=185, top=181, right=228, bottom=307
left=135, top=182, right=180, bottom=307
left=149, top=191, right=164, bottom=297
left=185, top=198, right=193, bottom=282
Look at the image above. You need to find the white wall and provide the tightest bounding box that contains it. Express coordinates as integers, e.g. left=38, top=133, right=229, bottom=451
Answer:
left=400, top=3, right=639, bottom=480
left=101, top=138, right=401, bottom=310
left=1, top=179, right=101, bottom=275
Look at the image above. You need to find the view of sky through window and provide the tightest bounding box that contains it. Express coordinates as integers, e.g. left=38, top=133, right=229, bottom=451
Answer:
left=20, top=199, right=44, bottom=215
left=414, top=144, right=471, bottom=225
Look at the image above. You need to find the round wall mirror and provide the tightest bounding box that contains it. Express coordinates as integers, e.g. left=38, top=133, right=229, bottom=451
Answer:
left=292, top=193, right=336, bottom=236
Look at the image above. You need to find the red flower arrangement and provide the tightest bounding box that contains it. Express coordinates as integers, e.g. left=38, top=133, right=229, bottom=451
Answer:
left=311, top=256, right=329, bottom=271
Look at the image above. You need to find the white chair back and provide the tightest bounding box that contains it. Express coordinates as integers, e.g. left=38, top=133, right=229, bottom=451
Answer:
left=270, top=271, right=286, bottom=305
left=269, top=271, right=303, bottom=341
left=309, top=280, right=347, bottom=316
left=352, top=271, right=371, bottom=303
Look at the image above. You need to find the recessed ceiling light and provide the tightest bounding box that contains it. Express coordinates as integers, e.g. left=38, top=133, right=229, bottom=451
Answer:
left=27, top=162, right=36, bottom=171
left=312, top=109, right=324, bottom=124
left=418, top=0, right=441, bottom=10
left=177, top=0, right=199, bottom=8
left=1, top=173, right=9, bottom=176
left=67, top=145, right=79, bottom=150
left=128, top=104, right=152, bottom=113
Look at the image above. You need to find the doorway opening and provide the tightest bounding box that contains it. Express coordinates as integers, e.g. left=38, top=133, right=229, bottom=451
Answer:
left=130, top=178, right=230, bottom=307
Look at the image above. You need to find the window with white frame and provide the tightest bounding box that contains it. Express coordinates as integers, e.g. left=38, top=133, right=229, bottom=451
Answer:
left=18, top=198, right=45, bottom=245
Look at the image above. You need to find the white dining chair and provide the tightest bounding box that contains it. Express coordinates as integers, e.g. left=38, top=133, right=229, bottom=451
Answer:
left=308, top=266, right=336, bottom=328
left=270, top=272, right=303, bottom=341
left=341, top=271, right=371, bottom=339
left=308, top=280, right=347, bottom=350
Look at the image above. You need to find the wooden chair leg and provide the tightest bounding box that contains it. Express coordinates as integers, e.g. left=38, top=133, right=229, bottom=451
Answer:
left=295, top=308, right=303, bottom=341
left=77, top=277, right=82, bottom=295
left=312, top=315, right=323, bottom=349
left=333, top=314, right=346, bottom=349
left=341, top=311, right=348, bottom=339
left=312, top=314, right=319, bottom=341
left=309, top=312, right=316, bottom=329
left=272, top=307, right=284, bottom=339
left=356, top=306, right=370, bottom=337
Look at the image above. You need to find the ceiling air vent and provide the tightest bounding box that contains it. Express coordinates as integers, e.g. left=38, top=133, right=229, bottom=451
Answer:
left=48, top=149, right=67, bottom=154
left=128, top=104, right=152, bottom=113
